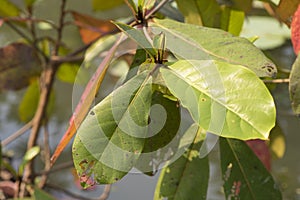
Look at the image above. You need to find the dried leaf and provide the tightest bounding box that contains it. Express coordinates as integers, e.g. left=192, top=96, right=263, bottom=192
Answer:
left=0, top=43, right=41, bottom=91
left=71, top=11, right=118, bottom=44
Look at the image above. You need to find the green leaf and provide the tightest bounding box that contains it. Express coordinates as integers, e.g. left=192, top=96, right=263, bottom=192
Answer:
left=220, top=138, right=282, bottom=200
left=150, top=18, right=277, bottom=77
left=175, top=0, right=220, bottom=27
left=289, top=55, right=300, bottom=116
left=0, top=43, right=42, bottom=91
left=18, top=80, right=55, bottom=123
left=124, top=48, right=147, bottom=82
left=33, top=188, right=56, bottom=200
left=114, top=22, right=157, bottom=57
left=125, top=0, right=138, bottom=14
left=19, top=146, right=40, bottom=175
left=73, top=71, right=152, bottom=185
left=134, top=91, right=180, bottom=175
left=221, top=7, right=244, bottom=36
left=25, top=0, right=37, bottom=7
left=56, top=63, right=80, bottom=84
left=154, top=124, right=209, bottom=200
left=0, top=0, right=20, bottom=17
left=92, top=0, right=125, bottom=11
left=161, top=60, right=275, bottom=140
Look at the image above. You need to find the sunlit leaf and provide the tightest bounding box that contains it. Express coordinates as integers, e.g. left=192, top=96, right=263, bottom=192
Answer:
left=72, top=71, right=152, bottom=185
left=289, top=56, right=300, bottom=116
left=175, top=0, right=220, bottom=27
left=0, top=0, right=20, bottom=17
left=291, top=4, right=300, bottom=54
left=268, top=122, right=286, bottom=159
left=221, top=7, right=244, bottom=36
left=161, top=60, right=276, bottom=140
left=71, top=11, right=118, bottom=44
left=150, top=18, right=277, bottom=77
left=154, top=124, right=209, bottom=200
left=134, top=91, right=180, bottom=175
left=0, top=43, right=42, bottom=91
left=92, top=0, right=125, bottom=11
left=18, top=79, right=55, bottom=123
left=220, top=138, right=282, bottom=200
left=19, top=146, right=40, bottom=175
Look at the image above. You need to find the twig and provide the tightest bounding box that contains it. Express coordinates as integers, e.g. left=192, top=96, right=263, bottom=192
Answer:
left=5, top=21, right=33, bottom=44
left=1, top=120, right=33, bottom=147
left=5, top=21, right=48, bottom=61
left=27, top=7, right=37, bottom=46
left=53, top=0, right=67, bottom=56
left=38, top=125, right=51, bottom=188
left=45, top=183, right=104, bottom=200
left=98, top=185, right=112, bottom=200
left=263, top=78, right=290, bottom=83
left=36, top=161, right=74, bottom=176
left=145, top=0, right=170, bottom=20
left=51, top=55, right=84, bottom=64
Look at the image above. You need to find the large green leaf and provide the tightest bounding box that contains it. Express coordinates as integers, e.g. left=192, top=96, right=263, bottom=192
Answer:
left=134, top=91, right=181, bottom=175
left=73, top=71, right=152, bottom=185
left=150, top=18, right=277, bottom=77
left=160, top=60, right=275, bottom=140
left=175, top=0, right=220, bottom=27
left=220, top=138, right=282, bottom=200
left=289, top=56, right=300, bottom=116
left=154, top=124, right=209, bottom=200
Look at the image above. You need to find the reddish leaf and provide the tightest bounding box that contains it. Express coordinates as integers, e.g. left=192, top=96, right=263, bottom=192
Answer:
left=50, top=34, right=126, bottom=166
left=0, top=43, right=41, bottom=91
left=71, top=11, right=118, bottom=44
left=246, top=139, right=271, bottom=171
left=291, top=4, right=300, bottom=54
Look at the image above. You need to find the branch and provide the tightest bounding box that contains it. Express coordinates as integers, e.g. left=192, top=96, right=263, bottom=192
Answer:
left=36, top=161, right=74, bottom=176
left=5, top=21, right=48, bottom=61
left=45, top=183, right=107, bottom=200
left=145, top=0, right=170, bottom=20
left=263, top=78, right=290, bottom=83
left=1, top=120, right=33, bottom=147
left=20, top=0, right=68, bottom=197
left=98, top=185, right=112, bottom=200
left=38, top=125, right=51, bottom=188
